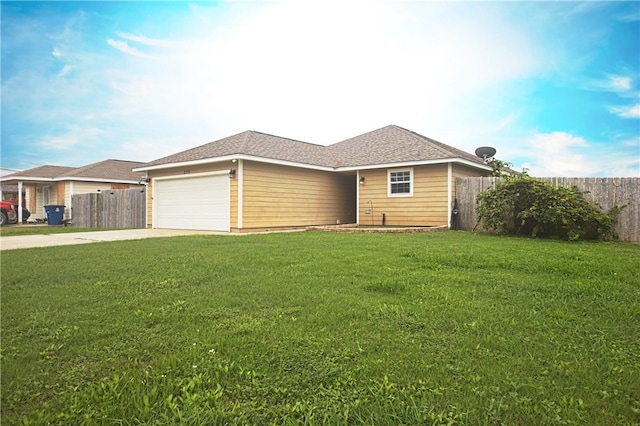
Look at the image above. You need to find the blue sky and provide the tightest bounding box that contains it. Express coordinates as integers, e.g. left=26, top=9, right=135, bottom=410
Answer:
left=1, top=1, right=639, bottom=177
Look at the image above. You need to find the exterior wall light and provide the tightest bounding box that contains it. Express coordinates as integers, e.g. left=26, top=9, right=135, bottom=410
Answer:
left=359, top=176, right=365, bottom=184
left=228, top=169, right=236, bottom=179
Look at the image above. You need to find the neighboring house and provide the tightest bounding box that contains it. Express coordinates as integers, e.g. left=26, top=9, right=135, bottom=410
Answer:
left=0, top=159, right=145, bottom=222
left=134, top=125, right=493, bottom=232
left=1, top=184, right=25, bottom=203
left=1, top=167, right=22, bottom=177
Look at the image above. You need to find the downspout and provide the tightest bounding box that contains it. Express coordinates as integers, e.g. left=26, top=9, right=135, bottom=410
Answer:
left=237, top=159, right=243, bottom=230
left=356, top=171, right=360, bottom=225
left=447, top=163, right=452, bottom=228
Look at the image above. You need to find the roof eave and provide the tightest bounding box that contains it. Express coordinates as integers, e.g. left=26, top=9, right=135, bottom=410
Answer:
left=135, top=155, right=492, bottom=173
left=0, top=176, right=141, bottom=184
left=337, top=158, right=493, bottom=172
left=56, top=177, right=143, bottom=184
left=0, top=176, right=57, bottom=183
left=134, top=154, right=337, bottom=173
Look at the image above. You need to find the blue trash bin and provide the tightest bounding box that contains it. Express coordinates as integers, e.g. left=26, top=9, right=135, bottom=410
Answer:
left=44, top=205, right=65, bottom=225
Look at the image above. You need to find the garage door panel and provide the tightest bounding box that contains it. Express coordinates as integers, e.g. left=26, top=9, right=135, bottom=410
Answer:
left=155, top=175, right=229, bottom=231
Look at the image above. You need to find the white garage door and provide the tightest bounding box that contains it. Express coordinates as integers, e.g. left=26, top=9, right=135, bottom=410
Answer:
left=154, top=174, right=229, bottom=231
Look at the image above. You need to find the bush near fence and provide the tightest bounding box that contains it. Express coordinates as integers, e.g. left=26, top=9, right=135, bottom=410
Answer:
left=71, top=188, right=146, bottom=229
left=455, top=177, right=639, bottom=242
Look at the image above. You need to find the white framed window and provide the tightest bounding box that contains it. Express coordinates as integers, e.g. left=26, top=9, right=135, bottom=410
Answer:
left=388, top=168, right=413, bottom=197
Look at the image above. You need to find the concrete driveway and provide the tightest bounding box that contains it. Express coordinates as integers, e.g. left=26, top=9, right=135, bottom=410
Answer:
left=0, top=229, right=227, bottom=251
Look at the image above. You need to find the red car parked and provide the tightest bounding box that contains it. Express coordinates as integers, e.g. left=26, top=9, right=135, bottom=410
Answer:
left=0, top=200, right=30, bottom=226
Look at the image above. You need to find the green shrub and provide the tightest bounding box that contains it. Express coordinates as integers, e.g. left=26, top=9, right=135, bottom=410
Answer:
left=476, top=173, right=623, bottom=240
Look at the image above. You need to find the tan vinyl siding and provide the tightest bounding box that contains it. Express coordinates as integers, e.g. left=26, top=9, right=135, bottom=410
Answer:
left=73, top=181, right=113, bottom=193
left=359, top=164, right=449, bottom=226
left=230, top=174, right=238, bottom=230
left=240, top=161, right=355, bottom=230
left=146, top=162, right=237, bottom=229
left=144, top=159, right=484, bottom=231
left=452, top=164, right=487, bottom=179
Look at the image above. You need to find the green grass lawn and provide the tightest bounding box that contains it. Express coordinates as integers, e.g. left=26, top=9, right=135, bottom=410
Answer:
left=2, top=231, right=639, bottom=425
left=0, top=225, right=116, bottom=237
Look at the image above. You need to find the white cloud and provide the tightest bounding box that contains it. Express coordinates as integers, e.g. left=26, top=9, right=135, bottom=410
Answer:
left=107, top=39, right=149, bottom=58
left=537, top=131, right=587, bottom=150
left=586, top=74, right=635, bottom=94
left=57, top=64, right=72, bottom=78
left=514, top=132, right=639, bottom=177
left=519, top=132, right=593, bottom=176
left=98, top=0, right=543, bottom=148
left=37, top=126, right=104, bottom=151
left=592, top=74, right=639, bottom=119
left=609, top=104, right=640, bottom=119
left=607, top=75, right=632, bottom=92
left=2, top=1, right=551, bottom=169
left=117, top=33, right=175, bottom=47
left=11, top=0, right=636, bottom=178
left=617, top=8, right=640, bottom=22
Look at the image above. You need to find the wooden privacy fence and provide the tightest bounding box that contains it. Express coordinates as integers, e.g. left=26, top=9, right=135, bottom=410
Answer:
left=71, top=188, right=146, bottom=229
left=455, top=177, right=640, bottom=242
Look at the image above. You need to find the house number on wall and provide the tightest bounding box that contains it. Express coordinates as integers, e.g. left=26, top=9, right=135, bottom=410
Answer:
left=183, top=170, right=190, bottom=174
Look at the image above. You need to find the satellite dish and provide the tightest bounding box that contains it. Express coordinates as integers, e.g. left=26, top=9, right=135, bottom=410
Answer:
left=475, top=146, right=496, bottom=160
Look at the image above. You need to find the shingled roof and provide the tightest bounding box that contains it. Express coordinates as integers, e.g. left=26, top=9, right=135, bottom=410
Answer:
left=138, top=125, right=488, bottom=170
left=59, top=159, right=145, bottom=181
left=4, top=165, right=76, bottom=179
left=143, top=131, right=332, bottom=168
left=1, top=160, right=145, bottom=182
left=328, top=125, right=485, bottom=167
